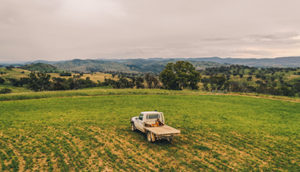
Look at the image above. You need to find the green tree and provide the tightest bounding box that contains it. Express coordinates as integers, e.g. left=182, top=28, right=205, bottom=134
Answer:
left=159, top=61, right=200, bottom=90
left=134, top=76, right=145, bottom=88
left=209, top=75, right=227, bottom=91
left=0, top=88, right=12, bottom=94
left=52, top=77, right=69, bottom=90
left=28, top=72, right=51, bottom=91
left=0, top=77, right=5, bottom=84
left=145, top=73, right=160, bottom=88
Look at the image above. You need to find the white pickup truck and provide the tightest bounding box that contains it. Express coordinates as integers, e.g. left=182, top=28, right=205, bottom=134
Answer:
left=130, top=111, right=180, bottom=142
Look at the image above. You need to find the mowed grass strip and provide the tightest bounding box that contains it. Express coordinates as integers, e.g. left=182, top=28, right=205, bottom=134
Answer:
left=0, top=88, right=299, bottom=103
left=0, top=93, right=299, bottom=171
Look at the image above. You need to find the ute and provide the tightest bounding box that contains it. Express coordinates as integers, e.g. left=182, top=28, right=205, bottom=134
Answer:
left=130, top=111, right=180, bottom=142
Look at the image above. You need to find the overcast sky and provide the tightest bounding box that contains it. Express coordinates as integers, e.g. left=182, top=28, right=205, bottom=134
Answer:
left=0, top=0, right=300, bottom=62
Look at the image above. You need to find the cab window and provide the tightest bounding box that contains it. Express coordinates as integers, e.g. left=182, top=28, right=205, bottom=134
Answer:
left=147, top=114, right=160, bottom=119
left=139, top=114, right=143, bottom=120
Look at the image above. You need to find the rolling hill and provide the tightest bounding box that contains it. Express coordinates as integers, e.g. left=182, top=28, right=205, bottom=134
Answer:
left=53, top=58, right=223, bottom=73
left=20, top=63, right=59, bottom=73
left=193, top=56, right=300, bottom=67
left=1, top=56, right=300, bottom=73
left=36, top=56, right=300, bottom=73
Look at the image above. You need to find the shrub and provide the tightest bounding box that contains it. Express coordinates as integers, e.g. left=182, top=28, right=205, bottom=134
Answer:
left=0, top=88, right=12, bottom=94
left=0, top=77, right=5, bottom=84
left=60, top=72, right=72, bottom=77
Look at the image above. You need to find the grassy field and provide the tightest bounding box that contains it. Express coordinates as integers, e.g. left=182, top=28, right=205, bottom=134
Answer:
left=0, top=68, right=31, bottom=79
left=49, top=72, right=117, bottom=82
left=0, top=68, right=118, bottom=93
left=0, top=89, right=299, bottom=171
left=0, top=68, right=116, bottom=83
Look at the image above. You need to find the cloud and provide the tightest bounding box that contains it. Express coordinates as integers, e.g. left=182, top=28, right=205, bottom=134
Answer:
left=0, top=0, right=300, bottom=62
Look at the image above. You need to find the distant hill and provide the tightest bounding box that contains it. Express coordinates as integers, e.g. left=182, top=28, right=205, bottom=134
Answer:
left=51, top=56, right=300, bottom=73
left=53, top=58, right=223, bottom=73
left=190, top=56, right=300, bottom=67
left=20, top=63, right=59, bottom=73
left=2, top=56, right=300, bottom=73
left=54, top=59, right=133, bottom=73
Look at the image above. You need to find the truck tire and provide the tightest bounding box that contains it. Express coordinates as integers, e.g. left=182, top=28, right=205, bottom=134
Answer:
left=147, top=132, right=155, bottom=142
left=167, top=137, right=173, bottom=143
left=131, top=123, right=136, bottom=131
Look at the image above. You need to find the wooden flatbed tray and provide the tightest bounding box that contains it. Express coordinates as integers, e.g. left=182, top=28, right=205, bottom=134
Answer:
left=145, top=125, right=181, bottom=135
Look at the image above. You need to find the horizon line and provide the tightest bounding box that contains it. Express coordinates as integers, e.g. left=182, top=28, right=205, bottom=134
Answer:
left=1, top=56, right=300, bottom=64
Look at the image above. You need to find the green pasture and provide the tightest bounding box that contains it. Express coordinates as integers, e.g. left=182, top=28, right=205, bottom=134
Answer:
left=0, top=89, right=299, bottom=171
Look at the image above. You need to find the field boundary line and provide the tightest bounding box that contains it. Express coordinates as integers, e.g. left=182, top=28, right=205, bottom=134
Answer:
left=0, top=89, right=299, bottom=103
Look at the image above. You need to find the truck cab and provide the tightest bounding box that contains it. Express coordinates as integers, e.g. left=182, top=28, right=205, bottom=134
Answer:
left=132, top=111, right=165, bottom=132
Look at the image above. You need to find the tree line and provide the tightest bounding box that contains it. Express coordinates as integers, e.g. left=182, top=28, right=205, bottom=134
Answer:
left=198, top=65, right=300, bottom=96
left=0, top=61, right=299, bottom=97
left=0, top=72, right=162, bottom=92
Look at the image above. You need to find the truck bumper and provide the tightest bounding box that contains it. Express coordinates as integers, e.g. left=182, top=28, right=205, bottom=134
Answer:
left=155, top=133, right=180, bottom=140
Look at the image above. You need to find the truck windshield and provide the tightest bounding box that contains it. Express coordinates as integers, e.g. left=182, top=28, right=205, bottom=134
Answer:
left=139, top=114, right=143, bottom=120
left=147, top=114, right=160, bottom=119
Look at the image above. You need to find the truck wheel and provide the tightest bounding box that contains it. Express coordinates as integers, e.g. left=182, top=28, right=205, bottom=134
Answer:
left=147, top=132, right=155, bottom=142
left=131, top=123, right=136, bottom=131
left=147, top=132, right=152, bottom=142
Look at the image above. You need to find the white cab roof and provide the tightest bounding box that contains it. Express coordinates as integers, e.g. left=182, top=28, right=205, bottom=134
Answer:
left=141, top=111, right=162, bottom=114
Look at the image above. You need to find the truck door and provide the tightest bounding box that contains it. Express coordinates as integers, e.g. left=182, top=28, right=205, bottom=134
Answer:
left=136, top=113, right=144, bottom=131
